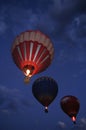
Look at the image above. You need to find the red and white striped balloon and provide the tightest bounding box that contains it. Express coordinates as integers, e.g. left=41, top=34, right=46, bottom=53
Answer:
left=12, top=30, right=54, bottom=83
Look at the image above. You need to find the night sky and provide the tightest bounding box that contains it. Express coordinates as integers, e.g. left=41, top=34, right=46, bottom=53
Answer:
left=0, top=0, right=86, bottom=130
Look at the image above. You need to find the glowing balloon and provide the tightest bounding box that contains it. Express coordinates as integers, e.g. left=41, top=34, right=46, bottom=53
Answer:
left=12, top=30, right=54, bottom=83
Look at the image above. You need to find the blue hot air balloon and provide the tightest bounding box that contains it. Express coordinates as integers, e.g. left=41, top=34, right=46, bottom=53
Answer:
left=32, top=76, right=58, bottom=113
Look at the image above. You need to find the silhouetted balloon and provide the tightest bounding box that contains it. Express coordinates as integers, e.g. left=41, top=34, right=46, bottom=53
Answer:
left=60, top=95, right=80, bottom=124
left=32, top=76, right=58, bottom=113
left=12, top=30, right=54, bottom=83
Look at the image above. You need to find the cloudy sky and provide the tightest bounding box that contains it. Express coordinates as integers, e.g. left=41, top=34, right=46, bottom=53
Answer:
left=0, top=0, right=86, bottom=130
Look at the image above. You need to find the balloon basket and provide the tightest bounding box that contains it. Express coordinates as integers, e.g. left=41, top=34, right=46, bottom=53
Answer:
left=24, top=76, right=31, bottom=84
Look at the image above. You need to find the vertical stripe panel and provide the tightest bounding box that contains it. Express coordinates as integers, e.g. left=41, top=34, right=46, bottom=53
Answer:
left=36, top=49, right=46, bottom=64
left=39, top=55, right=49, bottom=65
left=17, top=46, right=23, bottom=61
left=24, top=43, right=27, bottom=61
left=29, top=42, right=33, bottom=61
left=33, top=45, right=41, bottom=62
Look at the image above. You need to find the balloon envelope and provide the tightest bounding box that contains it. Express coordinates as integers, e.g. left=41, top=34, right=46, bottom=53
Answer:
left=60, top=95, right=80, bottom=124
left=12, top=30, right=54, bottom=83
left=32, top=76, right=58, bottom=112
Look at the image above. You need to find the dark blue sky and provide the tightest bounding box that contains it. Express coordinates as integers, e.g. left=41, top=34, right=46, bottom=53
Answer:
left=0, top=0, right=86, bottom=130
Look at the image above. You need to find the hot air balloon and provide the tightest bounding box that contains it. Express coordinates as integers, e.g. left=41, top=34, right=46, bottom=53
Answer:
left=12, top=30, right=54, bottom=83
left=60, top=95, right=80, bottom=124
left=32, top=76, right=58, bottom=113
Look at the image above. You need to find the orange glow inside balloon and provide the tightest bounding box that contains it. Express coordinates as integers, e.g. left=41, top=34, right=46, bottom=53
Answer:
left=25, top=69, right=30, bottom=76
left=23, top=65, right=35, bottom=77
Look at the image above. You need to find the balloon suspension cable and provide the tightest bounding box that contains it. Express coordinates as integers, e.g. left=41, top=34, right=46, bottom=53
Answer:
left=45, top=106, right=48, bottom=113
left=72, top=116, right=76, bottom=124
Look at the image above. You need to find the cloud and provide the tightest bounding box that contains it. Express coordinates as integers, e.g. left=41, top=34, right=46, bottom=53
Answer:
left=54, top=14, right=86, bottom=63
left=65, top=14, right=86, bottom=44
left=0, top=85, right=32, bottom=113
left=0, top=0, right=86, bottom=38
left=57, top=118, right=86, bottom=130
left=0, top=6, right=8, bottom=35
left=0, top=21, right=7, bottom=34
left=0, top=109, right=10, bottom=115
left=48, top=0, right=86, bottom=38
left=49, top=1, right=86, bottom=64
left=0, top=0, right=86, bottom=64
left=51, top=0, right=78, bottom=17
left=58, top=121, right=66, bottom=129
left=70, top=118, right=86, bottom=130
left=80, top=118, right=86, bottom=125
left=76, top=118, right=86, bottom=130
left=50, top=0, right=86, bottom=22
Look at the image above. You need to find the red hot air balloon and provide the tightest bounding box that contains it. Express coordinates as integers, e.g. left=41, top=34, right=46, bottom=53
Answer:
left=12, top=30, right=54, bottom=83
left=60, top=95, right=80, bottom=124
left=32, top=76, right=58, bottom=113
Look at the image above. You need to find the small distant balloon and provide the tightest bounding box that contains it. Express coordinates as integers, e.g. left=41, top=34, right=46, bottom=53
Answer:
left=32, top=76, right=58, bottom=113
left=60, top=95, right=80, bottom=124
left=12, top=30, right=54, bottom=83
